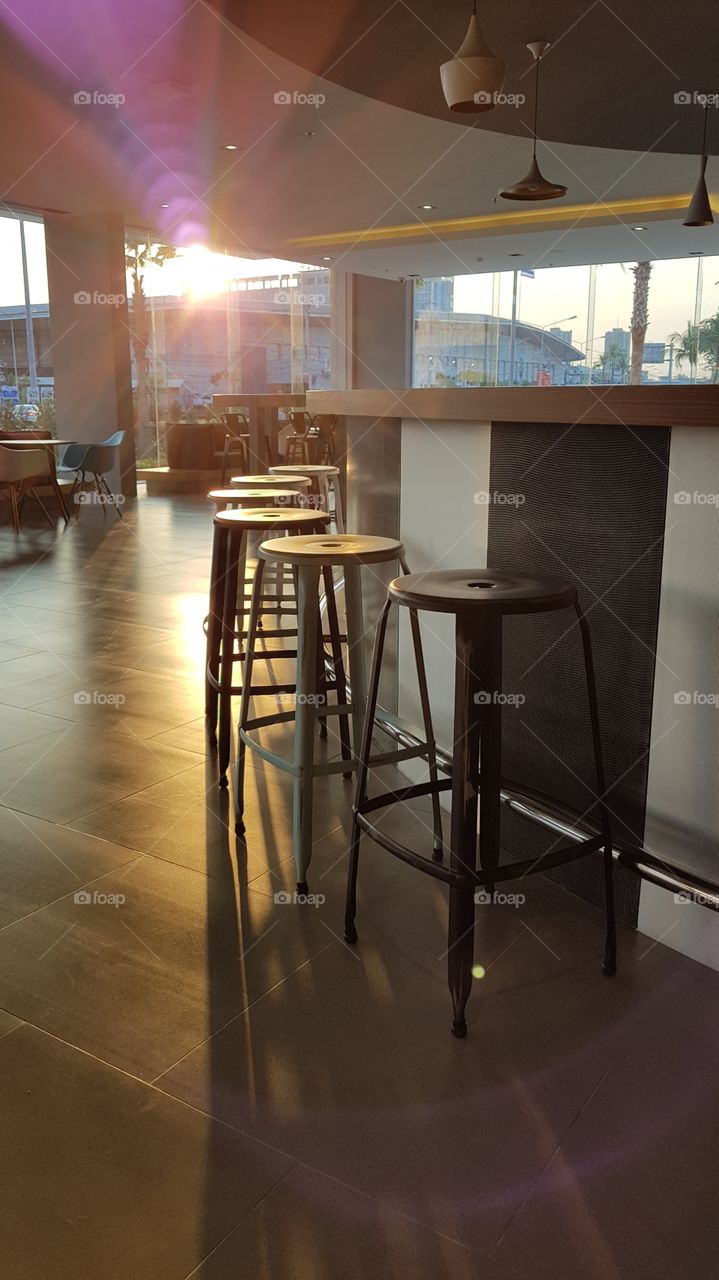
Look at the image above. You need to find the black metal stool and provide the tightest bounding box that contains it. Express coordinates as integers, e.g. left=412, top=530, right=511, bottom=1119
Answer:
left=206, top=507, right=331, bottom=782
left=344, top=567, right=617, bottom=1039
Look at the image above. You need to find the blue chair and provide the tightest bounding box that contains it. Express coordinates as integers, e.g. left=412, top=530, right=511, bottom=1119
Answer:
left=60, top=431, right=126, bottom=519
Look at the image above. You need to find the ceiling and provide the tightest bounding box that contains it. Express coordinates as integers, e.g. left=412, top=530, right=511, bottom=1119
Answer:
left=0, top=1, right=716, bottom=278
left=217, top=0, right=719, bottom=154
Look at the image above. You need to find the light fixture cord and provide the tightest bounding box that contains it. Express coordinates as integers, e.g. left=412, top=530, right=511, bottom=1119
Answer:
left=702, top=102, right=709, bottom=155
left=532, top=53, right=541, bottom=158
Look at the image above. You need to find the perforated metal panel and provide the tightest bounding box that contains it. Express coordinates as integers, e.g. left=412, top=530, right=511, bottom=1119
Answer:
left=487, top=422, right=671, bottom=925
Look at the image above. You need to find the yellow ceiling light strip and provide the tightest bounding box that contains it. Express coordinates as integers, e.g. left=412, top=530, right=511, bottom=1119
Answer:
left=287, top=194, right=715, bottom=250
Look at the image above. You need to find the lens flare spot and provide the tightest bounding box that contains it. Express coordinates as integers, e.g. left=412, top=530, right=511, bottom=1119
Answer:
left=471, top=964, right=486, bottom=980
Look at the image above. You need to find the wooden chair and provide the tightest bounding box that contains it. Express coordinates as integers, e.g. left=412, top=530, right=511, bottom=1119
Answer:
left=0, top=444, right=55, bottom=532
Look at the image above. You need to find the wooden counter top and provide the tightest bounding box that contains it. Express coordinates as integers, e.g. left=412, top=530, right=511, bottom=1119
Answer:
left=306, top=386, right=719, bottom=429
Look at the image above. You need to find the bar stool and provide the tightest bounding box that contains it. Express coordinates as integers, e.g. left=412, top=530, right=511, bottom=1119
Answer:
left=206, top=488, right=306, bottom=615
left=230, top=474, right=312, bottom=497
left=236, top=534, right=444, bottom=892
left=208, top=488, right=301, bottom=510
left=269, top=464, right=344, bottom=533
left=344, top=568, right=617, bottom=1039
left=206, top=508, right=330, bottom=781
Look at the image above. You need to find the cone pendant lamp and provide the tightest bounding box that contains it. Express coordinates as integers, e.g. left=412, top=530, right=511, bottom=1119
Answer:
left=500, top=41, right=567, bottom=201
left=440, top=2, right=505, bottom=113
left=683, top=104, right=714, bottom=227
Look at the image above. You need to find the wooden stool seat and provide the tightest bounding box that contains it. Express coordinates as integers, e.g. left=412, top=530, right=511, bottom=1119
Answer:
left=258, top=533, right=402, bottom=566
left=389, top=568, right=578, bottom=614
left=269, top=465, right=344, bottom=532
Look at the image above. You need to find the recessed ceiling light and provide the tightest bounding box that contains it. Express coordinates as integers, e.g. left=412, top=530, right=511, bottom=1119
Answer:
left=509, top=252, right=523, bottom=257
left=689, top=250, right=704, bottom=256
left=304, top=130, right=316, bottom=138
left=322, top=256, right=332, bottom=261
left=224, top=144, right=238, bottom=151
left=160, top=203, right=169, bottom=209
left=632, top=224, right=647, bottom=231
left=420, top=203, right=436, bottom=210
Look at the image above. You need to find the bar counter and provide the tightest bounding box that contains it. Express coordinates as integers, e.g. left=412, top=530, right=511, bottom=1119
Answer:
left=308, top=384, right=719, bottom=970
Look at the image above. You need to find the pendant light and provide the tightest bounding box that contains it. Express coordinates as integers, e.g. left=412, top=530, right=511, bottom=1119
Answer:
left=683, top=103, right=714, bottom=227
left=499, top=41, right=567, bottom=201
left=440, top=2, right=505, bottom=113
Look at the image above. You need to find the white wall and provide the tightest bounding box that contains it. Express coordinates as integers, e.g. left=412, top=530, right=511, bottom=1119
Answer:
left=398, top=417, right=492, bottom=760
left=641, top=425, right=719, bottom=971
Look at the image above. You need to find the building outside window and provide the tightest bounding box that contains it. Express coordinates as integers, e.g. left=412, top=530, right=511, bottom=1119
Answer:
left=413, top=257, right=719, bottom=389
left=0, top=212, right=55, bottom=432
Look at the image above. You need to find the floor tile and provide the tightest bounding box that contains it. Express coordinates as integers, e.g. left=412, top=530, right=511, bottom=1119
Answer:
left=0, top=1023, right=290, bottom=1280
left=0, top=722, right=202, bottom=823
left=0, top=808, right=137, bottom=927
left=0, top=853, right=334, bottom=1079
left=493, top=1021, right=719, bottom=1280
left=0, top=702, right=74, bottom=752
left=159, top=927, right=638, bottom=1253
left=193, top=1163, right=519, bottom=1280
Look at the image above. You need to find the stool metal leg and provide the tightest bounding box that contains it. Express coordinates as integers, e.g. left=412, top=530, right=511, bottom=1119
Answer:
left=345, top=597, right=393, bottom=944
left=344, top=563, right=368, bottom=761
left=322, top=564, right=353, bottom=777
left=218, top=529, right=244, bottom=786
left=235, top=558, right=265, bottom=834
left=408, top=606, right=444, bottom=860
left=205, top=524, right=227, bottom=738
left=575, top=603, right=617, bottom=977
left=476, top=617, right=503, bottom=898
left=447, top=613, right=497, bottom=1038
left=293, top=563, right=322, bottom=891
left=332, top=476, right=345, bottom=534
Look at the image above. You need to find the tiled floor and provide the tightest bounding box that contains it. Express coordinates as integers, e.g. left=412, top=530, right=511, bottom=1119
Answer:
left=0, top=494, right=717, bottom=1279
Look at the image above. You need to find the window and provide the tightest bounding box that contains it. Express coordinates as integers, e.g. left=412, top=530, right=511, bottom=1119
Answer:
left=0, top=212, right=54, bottom=431
left=125, top=234, right=333, bottom=464
left=413, top=256, right=719, bottom=389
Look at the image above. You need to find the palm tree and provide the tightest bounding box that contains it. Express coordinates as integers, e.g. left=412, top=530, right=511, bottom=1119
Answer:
left=595, top=344, right=629, bottom=384
left=700, top=313, right=719, bottom=383
left=670, top=314, right=719, bottom=382
left=630, top=261, right=652, bottom=384
left=125, top=240, right=176, bottom=458
left=669, top=321, right=701, bottom=376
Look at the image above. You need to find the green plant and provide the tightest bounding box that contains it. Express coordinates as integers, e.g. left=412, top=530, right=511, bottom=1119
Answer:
left=125, top=238, right=176, bottom=458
